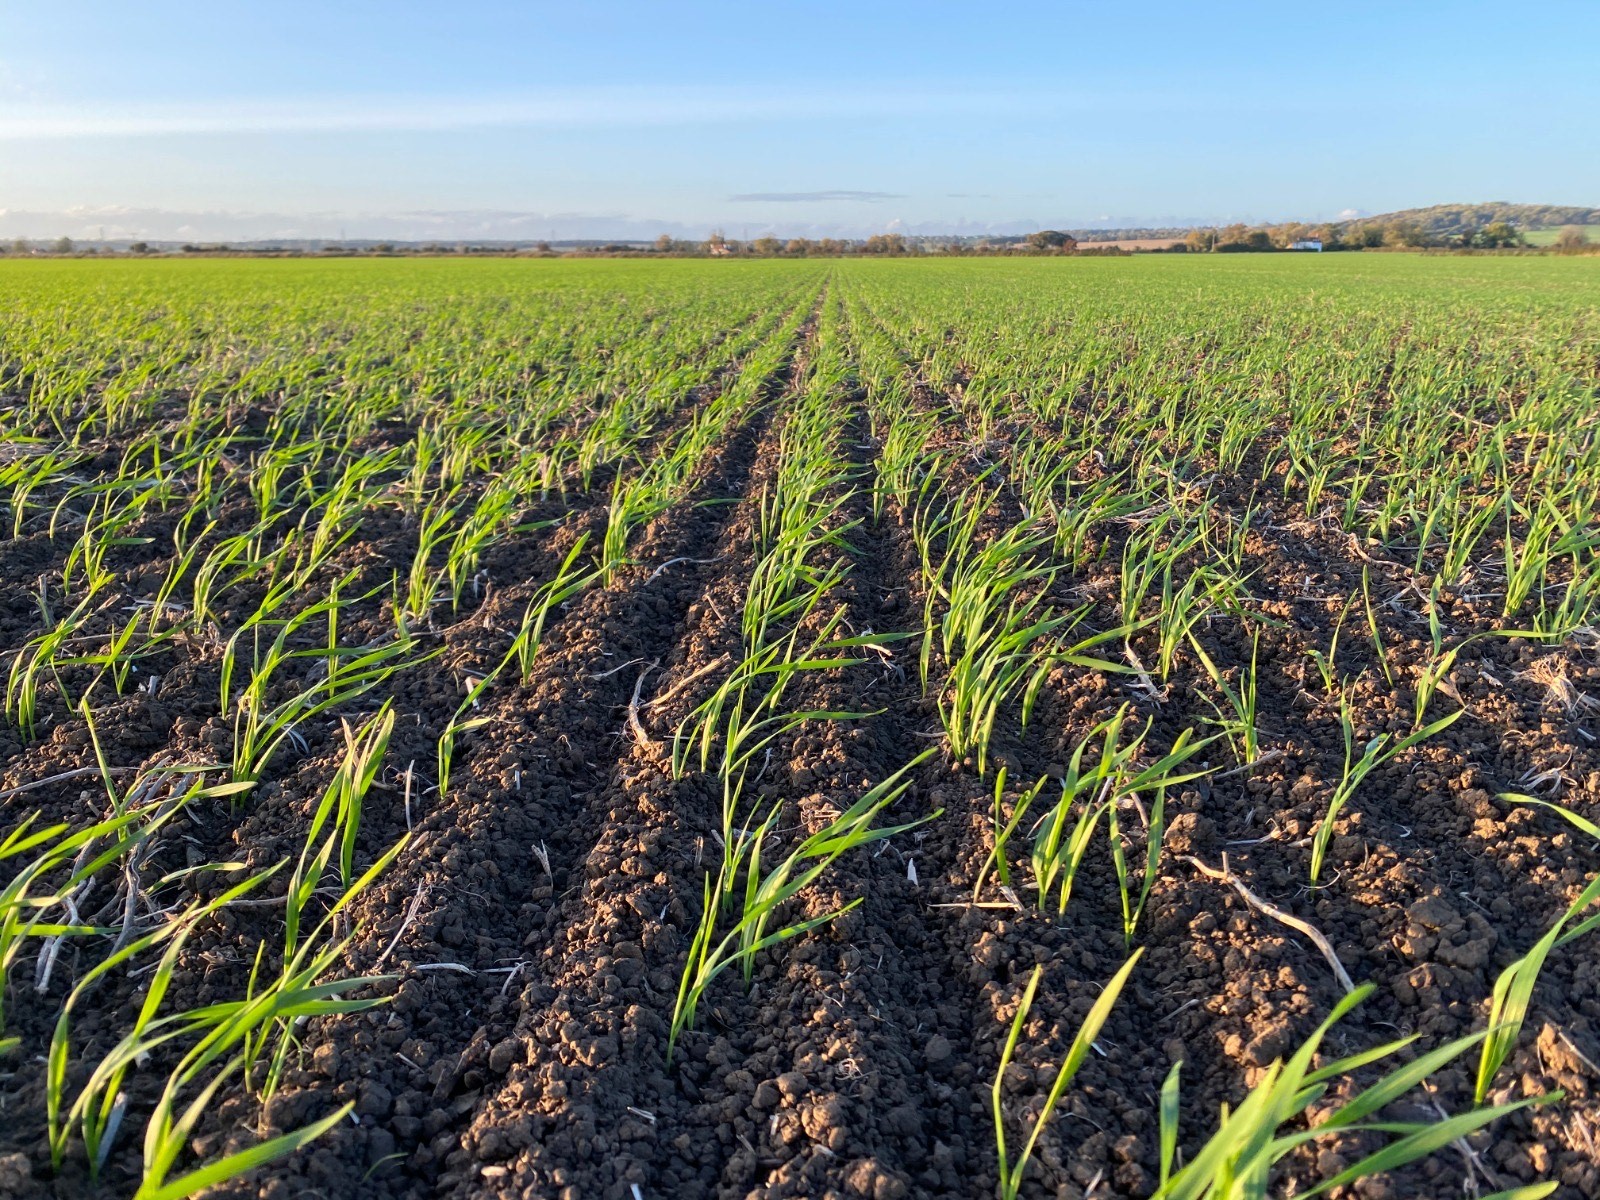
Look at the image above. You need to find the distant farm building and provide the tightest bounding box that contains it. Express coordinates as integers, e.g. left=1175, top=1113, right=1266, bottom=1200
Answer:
left=1289, top=239, right=1324, bottom=251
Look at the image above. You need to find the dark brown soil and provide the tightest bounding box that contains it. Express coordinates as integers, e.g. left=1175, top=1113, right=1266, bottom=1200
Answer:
left=2, top=289, right=1598, bottom=1200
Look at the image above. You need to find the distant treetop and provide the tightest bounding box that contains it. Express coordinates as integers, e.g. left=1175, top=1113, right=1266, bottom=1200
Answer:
left=1341, top=202, right=1600, bottom=239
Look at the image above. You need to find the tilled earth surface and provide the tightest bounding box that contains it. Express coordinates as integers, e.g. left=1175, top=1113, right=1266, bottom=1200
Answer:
left=3, top=271, right=1599, bottom=1200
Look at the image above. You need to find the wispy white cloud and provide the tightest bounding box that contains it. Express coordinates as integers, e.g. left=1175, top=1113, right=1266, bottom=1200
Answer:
left=0, top=205, right=673, bottom=241
left=0, top=84, right=1084, bottom=140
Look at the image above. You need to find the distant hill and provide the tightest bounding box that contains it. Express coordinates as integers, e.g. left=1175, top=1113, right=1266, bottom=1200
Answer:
left=1066, top=203, right=1598, bottom=246
left=1344, top=202, right=1600, bottom=237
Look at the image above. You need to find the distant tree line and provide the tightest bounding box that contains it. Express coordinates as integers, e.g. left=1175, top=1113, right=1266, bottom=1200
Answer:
left=0, top=230, right=1105, bottom=259
left=1164, top=201, right=1600, bottom=254
left=1344, top=202, right=1600, bottom=239
left=1164, top=218, right=1596, bottom=253
left=5, top=206, right=1595, bottom=259
left=640, top=231, right=1087, bottom=257
left=1170, top=220, right=1525, bottom=252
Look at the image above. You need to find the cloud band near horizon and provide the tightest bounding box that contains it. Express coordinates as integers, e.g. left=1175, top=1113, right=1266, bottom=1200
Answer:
left=0, top=84, right=1128, bottom=140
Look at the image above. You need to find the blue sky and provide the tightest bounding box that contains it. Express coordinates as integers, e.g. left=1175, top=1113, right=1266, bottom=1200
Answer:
left=2, top=0, right=1596, bottom=240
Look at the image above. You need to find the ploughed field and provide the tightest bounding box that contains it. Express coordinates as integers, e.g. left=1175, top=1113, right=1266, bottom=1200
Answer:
left=1, top=254, right=1599, bottom=1200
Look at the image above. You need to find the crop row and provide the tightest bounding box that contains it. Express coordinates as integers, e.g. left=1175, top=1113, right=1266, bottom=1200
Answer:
left=0, top=255, right=1596, bottom=1197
